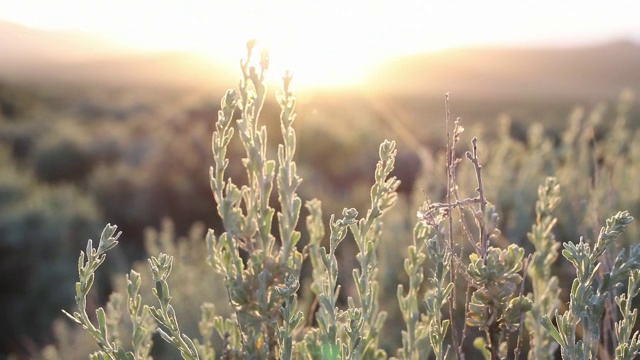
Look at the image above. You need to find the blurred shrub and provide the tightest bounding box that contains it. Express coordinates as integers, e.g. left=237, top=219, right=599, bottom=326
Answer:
left=0, top=120, right=49, bottom=161
left=0, top=81, right=36, bottom=120
left=86, top=107, right=234, bottom=243
left=32, top=121, right=93, bottom=183
left=0, top=151, right=105, bottom=356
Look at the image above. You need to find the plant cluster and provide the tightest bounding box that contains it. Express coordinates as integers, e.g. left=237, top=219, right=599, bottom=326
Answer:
left=60, top=42, right=640, bottom=360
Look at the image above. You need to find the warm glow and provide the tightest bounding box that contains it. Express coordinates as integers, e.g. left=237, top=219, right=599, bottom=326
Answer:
left=2, top=0, right=639, bottom=89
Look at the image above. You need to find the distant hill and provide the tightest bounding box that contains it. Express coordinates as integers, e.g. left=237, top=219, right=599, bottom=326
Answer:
left=1, top=19, right=639, bottom=98
left=369, top=40, right=640, bottom=100
left=0, top=20, right=235, bottom=90
left=0, top=20, right=127, bottom=62
left=4, top=51, right=237, bottom=90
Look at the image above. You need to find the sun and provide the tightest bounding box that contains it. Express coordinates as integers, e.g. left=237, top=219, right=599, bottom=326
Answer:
left=188, top=1, right=395, bottom=90
left=0, top=1, right=476, bottom=89
left=10, top=0, right=632, bottom=90
left=80, top=0, right=394, bottom=89
left=195, top=35, right=376, bottom=91
left=2, top=0, right=637, bottom=90
left=241, top=39, right=377, bottom=90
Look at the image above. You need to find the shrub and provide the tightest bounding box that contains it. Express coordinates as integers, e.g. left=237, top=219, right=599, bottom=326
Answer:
left=32, top=122, right=93, bottom=183
left=61, top=42, right=640, bottom=360
left=0, top=149, right=105, bottom=355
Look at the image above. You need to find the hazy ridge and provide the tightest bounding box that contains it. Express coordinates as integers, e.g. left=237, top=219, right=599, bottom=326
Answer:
left=1, top=19, right=639, bottom=99
left=370, top=40, right=640, bottom=100
left=0, top=20, right=235, bottom=90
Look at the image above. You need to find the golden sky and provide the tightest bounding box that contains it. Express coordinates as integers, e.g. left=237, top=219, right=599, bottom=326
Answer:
left=2, top=0, right=639, bottom=87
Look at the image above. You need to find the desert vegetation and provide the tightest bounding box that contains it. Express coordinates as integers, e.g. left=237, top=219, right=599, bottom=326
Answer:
left=2, top=40, right=640, bottom=359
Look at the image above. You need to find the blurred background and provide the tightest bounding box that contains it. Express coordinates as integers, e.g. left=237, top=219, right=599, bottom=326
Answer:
left=1, top=0, right=640, bottom=358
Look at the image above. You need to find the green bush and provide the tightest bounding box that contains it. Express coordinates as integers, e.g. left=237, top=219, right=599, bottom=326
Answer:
left=0, top=148, right=105, bottom=355
left=32, top=121, right=94, bottom=183
left=59, top=42, right=640, bottom=360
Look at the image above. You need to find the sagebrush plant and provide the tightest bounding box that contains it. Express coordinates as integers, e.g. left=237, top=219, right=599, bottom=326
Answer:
left=524, top=177, right=562, bottom=359
left=63, top=41, right=640, bottom=360
left=541, top=211, right=640, bottom=359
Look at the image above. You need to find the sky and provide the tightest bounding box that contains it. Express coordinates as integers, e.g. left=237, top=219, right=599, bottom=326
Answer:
left=2, top=0, right=639, bottom=87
